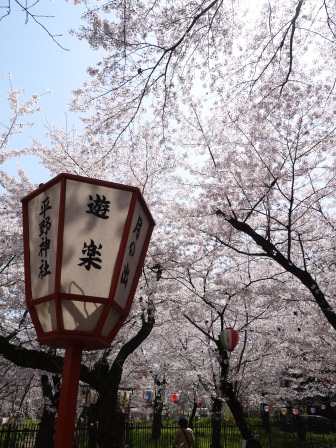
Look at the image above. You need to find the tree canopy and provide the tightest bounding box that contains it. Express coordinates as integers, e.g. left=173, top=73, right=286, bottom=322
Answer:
left=1, top=0, right=336, bottom=446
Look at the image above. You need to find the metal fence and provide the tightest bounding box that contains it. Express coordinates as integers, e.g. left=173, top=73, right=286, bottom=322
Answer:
left=0, top=421, right=336, bottom=448
left=0, top=424, right=37, bottom=448
left=0, top=424, right=90, bottom=448
left=127, top=421, right=336, bottom=448
left=127, top=421, right=242, bottom=448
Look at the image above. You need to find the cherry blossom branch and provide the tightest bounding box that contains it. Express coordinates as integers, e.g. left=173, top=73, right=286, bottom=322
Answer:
left=279, top=0, right=304, bottom=94
left=323, top=0, right=336, bottom=41
left=215, top=208, right=336, bottom=332
left=0, top=0, right=69, bottom=50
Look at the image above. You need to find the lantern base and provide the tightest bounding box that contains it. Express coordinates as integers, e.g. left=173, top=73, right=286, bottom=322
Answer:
left=37, top=333, right=111, bottom=351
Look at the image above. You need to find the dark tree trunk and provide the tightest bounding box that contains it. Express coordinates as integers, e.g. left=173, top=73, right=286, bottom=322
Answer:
left=96, top=397, right=126, bottom=448
left=95, top=365, right=123, bottom=448
left=151, top=376, right=166, bottom=441
left=210, top=397, right=222, bottom=448
left=217, top=342, right=261, bottom=448
left=152, top=396, right=163, bottom=441
left=189, top=400, right=198, bottom=428
left=95, top=306, right=155, bottom=448
left=34, top=375, right=60, bottom=448
left=81, top=401, right=99, bottom=448
left=225, top=383, right=260, bottom=447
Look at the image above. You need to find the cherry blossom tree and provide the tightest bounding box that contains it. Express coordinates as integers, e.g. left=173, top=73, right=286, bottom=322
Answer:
left=167, top=75, right=336, bottom=409
left=1, top=1, right=336, bottom=447
left=67, top=0, right=336, bottom=154
left=179, top=79, right=336, bottom=328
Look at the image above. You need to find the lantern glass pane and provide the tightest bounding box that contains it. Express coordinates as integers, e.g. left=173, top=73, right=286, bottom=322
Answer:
left=114, top=200, right=150, bottom=309
left=28, top=182, right=61, bottom=300
left=101, top=308, right=121, bottom=338
left=60, top=180, right=132, bottom=299
left=62, top=301, right=104, bottom=331
left=35, top=301, right=57, bottom=332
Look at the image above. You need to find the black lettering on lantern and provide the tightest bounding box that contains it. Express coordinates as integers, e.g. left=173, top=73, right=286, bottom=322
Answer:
left=39, top=216, right=51, bottom=236
left=129, top=242, right=136, bottom=257
left=120, top=214, right=144, bottom=288
left=39, top=197, right=52, bottom=218
left=120, top=263, right=130, bottom=288
left=38, top=259, right=51, bottom=278
left=38, top=236, right=51, bottom=257
left=86, top=194, right=110, bottom=219
left=38, top=197, right=52, bottom=279
left=132, top=215, right=143, bottom=240
left=78, top=239, right=103, bottom=270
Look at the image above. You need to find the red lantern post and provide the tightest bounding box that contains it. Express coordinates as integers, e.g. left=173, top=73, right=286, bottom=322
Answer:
left=21, top=173, right=155, bottom=448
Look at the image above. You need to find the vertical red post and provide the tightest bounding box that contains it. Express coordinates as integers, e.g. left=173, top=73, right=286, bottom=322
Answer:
left=54, top=345, right=83, bottom=448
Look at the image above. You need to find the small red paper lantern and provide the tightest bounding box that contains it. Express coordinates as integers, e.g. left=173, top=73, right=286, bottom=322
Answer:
left=219, top=327, right=239, bottom=352
left=197, top=397, right=203, bottom=407
left=292, top=408, right=299, bottom=415
left=172, top=393, right=181, bottom=403
left=264, top=405, right=270, bottom=413
left=321, top=404, right=327, bottom=411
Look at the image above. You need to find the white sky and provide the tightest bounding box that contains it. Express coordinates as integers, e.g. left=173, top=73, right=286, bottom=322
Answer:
left=0, top=1, right=101, bottom=184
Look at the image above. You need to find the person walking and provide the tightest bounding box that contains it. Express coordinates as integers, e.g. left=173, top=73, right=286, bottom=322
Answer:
left=172, top=417, right=194, bottom=448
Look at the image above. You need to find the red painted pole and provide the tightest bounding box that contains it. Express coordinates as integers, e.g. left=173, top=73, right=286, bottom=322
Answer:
left=54, top=344, right=83, bottom=448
